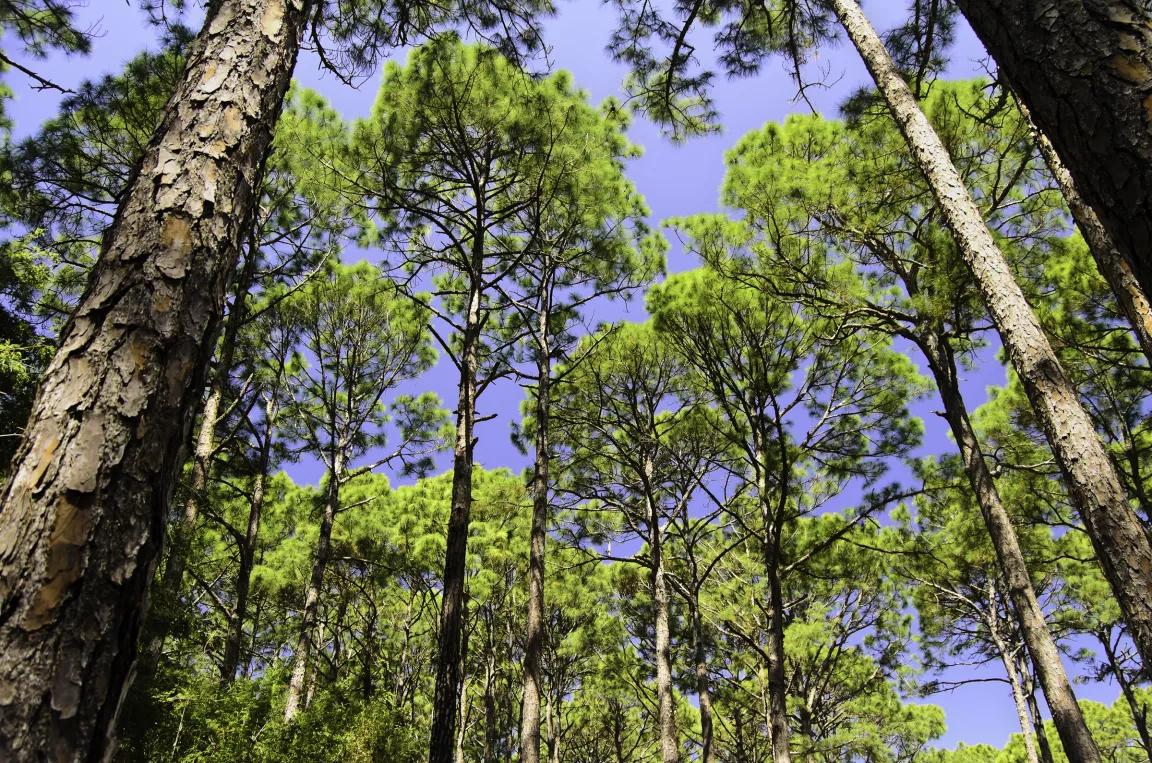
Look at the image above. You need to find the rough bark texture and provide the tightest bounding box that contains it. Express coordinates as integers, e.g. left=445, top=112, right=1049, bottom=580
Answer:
left=0, top=2, right=307, bottom=760
left=832, top=0, right=1152, bottom=675
left=429, top=278, right=481, bottom=763
left=953, top=0, right=1152, bottom=303
left=520, top=320, right=551, bottom=763
left=284, top=452, right=341, bottom=722
left=1020, top=98, right=1152, bottom=364
left=920, top=330, right=1101, bottom=762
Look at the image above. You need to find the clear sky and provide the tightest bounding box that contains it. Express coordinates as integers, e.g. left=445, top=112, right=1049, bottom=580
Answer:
left=4, top=0, right=1123, bottom=751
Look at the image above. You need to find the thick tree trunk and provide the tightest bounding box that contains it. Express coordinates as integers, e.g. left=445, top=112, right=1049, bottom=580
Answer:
left=0, top=2, right=307, bottom=760
left=520, top=319, right=552, bottom=763
left=284, top=453, right=341, bottom=722
left=832, top=0, right=1152, bottom=675
left=646, top=471, right=680, bottom=763
left=221, top=393, right=278, bottom=683
left=919, top=329, right=1101, bottom=761
left=951, top=0, right=1152, bottom=303
left=429, top=278, right=482, bottom=763
left=1018, top=99, right=1152, bottom=365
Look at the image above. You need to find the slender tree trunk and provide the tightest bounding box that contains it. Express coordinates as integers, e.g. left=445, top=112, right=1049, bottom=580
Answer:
left=521, top=312, right=552, bottom=763
left=0, top=2, right=307, bottom=759
left=644, top=456, right=680, bottom=763
left=754, top=455, right=792, bottom=763
left=764, top=568, right=792, bottom=763
left=1021, top=658, right=1057, bottom=763
left=691, top=603, right=717, bottom=763
left=951, top=0, right=1152, bottom=302
left=832, top=0, right=1152, bottom=675
left=1099, top=629, right=1152, bottom=762
left=162, top=242, right=261, bottom=617
left=284, top=452, right=342, bottom=722
left=918, top=329, right=1101, bottom=761
left=1018, top=98, right=1152, bottom=364
left=430, top=275, right=482, bottom=763
left=996, top=638, right=1041, bottom=763
left=222, top=392, right=278, bottom=683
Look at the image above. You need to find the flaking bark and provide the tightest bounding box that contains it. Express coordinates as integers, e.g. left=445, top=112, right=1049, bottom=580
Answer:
left=0, top=1, right=308, bottom=760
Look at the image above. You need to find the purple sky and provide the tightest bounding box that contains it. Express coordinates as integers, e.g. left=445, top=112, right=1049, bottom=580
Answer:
left=4, top=0, right=1124, bottom=751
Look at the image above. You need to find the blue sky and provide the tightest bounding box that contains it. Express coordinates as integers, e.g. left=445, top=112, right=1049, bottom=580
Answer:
left=4, top=0, right=1125, bottom=751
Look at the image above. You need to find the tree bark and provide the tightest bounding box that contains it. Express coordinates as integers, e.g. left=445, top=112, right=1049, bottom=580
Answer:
left=1017, top=97, right=1152, bottom=364
left=1098, top=628, right=1152, bottom=762
left=520, top=313, right=552, bottom=763
left=0, top=2, right=308, bottom=760
left=429, top=274, right=482, bottom=763
left=161, top=241, right=261, bottom=619
left=284, top=451, right=341, bottom=722
left=690, top=604, right=716, bottom=763
left=644, top=458, right=680, bottom=763
left=831, top=0, right=1152, bottom=677
left=754, top=450, right=792, bottom=763
left=951, top=0, right=1152, bottom=304
left=995, top=637, right=1041, bottom=763
left=1021, top=658, right=1058, bottom=763
left=918, top=329, right=1101, bottom=762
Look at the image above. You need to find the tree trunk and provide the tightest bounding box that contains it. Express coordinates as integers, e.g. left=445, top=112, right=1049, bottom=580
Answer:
left=755, top=452, right=792, bottom=763
left=831, top=0, right=1152, bottom=675
left=951, top=0, right=1152, bottom=303
left=0, top=2, right=307, bottom=760
left=221, top=391, right=278, bottom=683
left=1021, top=658, right=1058, bottom=763
left=161, top=240, right=261, bottom=622
left=1099, top=628, right=1152, bottom=762
left=648, top=485, right=680, bottom=763
left=918, top=329, right=1101, bottom=762
left=284, top=452, right=341, bottom=722
left=520, top=313, right=552, bottom=763
left=996, top=638, right=1041, bottom=763
left=691, top=603, right=716, bottom=763
left=764, top=569, right=792, bottom=763
left=1017, top=98, right=1152, bottom=365
left=429, top=275, right=482, bottom=763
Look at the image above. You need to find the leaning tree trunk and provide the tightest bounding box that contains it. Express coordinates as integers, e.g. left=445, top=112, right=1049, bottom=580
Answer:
left=429, top=274, right=482, bottom=763
left=831, top=0, right=1152, bottom=675
left=920, top=329, right=1101, bottom=762
left=520, top=310, right=552, bottom=763
left=161, top=239, right=262, bottom=616
left=991, top=627, right=1041, bottom=763
left=1018, top=98, right=1152, bottom=364
left=952, top=0, right=1152, bottom=303
left=1021, top=658, right=1058, bottom=763
left=0, top=2, right=308, bottom=760
left=284, top=450, right=342, bottom=722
